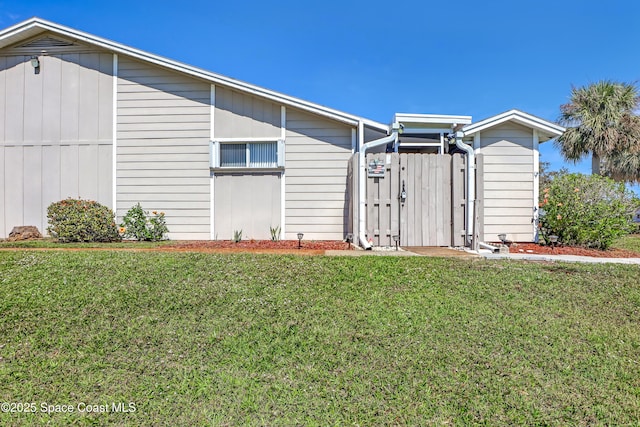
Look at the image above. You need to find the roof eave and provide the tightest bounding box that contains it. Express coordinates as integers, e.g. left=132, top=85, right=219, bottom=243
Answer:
left=0, top=18, right=388, bottom=131
left=462, top=109, right=565, bottom=140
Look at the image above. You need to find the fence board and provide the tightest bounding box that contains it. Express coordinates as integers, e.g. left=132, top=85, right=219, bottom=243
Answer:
left=364, top=153, right=468, bottom=247
left=399, top=154, right=409, bottom=246
left=379, top=155, right=391, bottom=246
left=451, top=154, right=465, bottom=246
left=476, top=153, right=485, bottom=242
left=390, top=153, right=400, bottom=244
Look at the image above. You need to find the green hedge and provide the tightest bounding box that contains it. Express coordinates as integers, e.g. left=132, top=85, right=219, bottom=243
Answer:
left=47, top=198, right=120, bottom=243
left=539, top=173, right=636, bottom=249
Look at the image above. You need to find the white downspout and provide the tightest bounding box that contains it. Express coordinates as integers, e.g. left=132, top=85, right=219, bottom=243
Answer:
left=358, top=125, right=399, bottom=249
left=454, top=131, right=475, bottom=246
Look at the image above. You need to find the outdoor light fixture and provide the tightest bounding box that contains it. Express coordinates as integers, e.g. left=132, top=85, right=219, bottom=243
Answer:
left=297, top=232, right=304, bottom=249
left=30, top=56, right=40, bottom=74
left=392, top=234, right=400, bottom=251
left=399, top=180, right=407, bottom=204
left=345, top=233, right=353, bottom=249
left=548, top=235, right=558, bottom=248
left=498, top=233, right=507, bottom=244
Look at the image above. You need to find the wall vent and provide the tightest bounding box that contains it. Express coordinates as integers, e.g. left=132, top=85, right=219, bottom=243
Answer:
left=19, top=36, right=76, bottom=49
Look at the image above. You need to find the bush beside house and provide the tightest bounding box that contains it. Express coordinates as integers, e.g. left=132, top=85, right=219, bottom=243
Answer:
left=120, top=203, right=169, bottom=241
left=47, top=199, right=120, bottom=242
left=539, top=173, right=636, bottom=249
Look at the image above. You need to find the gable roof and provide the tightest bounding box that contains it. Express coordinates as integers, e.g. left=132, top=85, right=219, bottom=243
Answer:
left=0, top=17, right=388, bottom=131
left=462, top=109, right=565, bottom=141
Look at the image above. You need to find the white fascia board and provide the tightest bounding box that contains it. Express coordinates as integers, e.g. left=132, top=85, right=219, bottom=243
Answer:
left=0, top=19, right=49, bottom=47
left=398, top=142, right=443, bottom=148
left=463, top=110, right=565, bottom=139
left=401, top=127, right=456, bottom=135
left=360, top=118, right=388, bottom=132
left=394, top=113, right=472, bottom=125
left=0, top=18, right=388, bottom=131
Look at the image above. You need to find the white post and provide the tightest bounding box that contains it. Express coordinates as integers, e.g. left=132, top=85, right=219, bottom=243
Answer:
left=112, top=54, right=118, bottom=217
left=533, top=129, right=540, bottom=242
left=210, top=84, right=216, bottom=240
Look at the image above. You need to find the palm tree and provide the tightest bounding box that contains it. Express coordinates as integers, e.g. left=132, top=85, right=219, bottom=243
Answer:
left=606, top=149, right=640, bottom=183
left=556, top=80, right=640, bottom=177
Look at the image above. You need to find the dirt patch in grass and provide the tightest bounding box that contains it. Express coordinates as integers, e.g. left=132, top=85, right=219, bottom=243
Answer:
left=504, top=242, right=640, bottom=258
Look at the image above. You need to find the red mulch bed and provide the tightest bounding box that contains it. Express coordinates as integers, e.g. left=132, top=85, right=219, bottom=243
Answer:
left=165, top=240, right=352, bottom=251
left=500, top=242, right=640, bottom=258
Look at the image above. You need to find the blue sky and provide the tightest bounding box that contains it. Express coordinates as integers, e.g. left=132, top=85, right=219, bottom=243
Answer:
left=2, top=0, right=640, bottom=181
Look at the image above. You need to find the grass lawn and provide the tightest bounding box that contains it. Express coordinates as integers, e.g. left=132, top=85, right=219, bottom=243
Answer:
left=0, top=238, right=173, bottom=249
left=0, top=252, right=639, bottom=425
left=612, top=234, right=640, bottom=253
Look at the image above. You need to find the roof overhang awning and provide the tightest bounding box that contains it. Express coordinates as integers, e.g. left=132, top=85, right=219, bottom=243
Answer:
left=394, top=113, right=472, bottom=135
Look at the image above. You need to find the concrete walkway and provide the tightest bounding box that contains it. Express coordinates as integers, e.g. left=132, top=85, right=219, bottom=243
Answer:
left=483, top=252, right=640, bottom=264
left=328, top=246, right=640, bottom=264
left=326, top=247, right=476, bottom=258
left=325, top=249, right=418, bottom=256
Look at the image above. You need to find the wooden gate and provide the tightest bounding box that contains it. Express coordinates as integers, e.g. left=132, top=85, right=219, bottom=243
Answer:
left=355, top=153, right=466, bottom=247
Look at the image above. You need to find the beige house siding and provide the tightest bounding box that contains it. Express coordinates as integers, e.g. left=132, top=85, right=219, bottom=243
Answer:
left=285, top=109, right=353, bottom=240
left=214, top=86, right=281, bottom=138
left=214, top=173, right=281, bottom=240
left=0, top=45, right=113, bottom=237
left=479, top=122, right=535, bottom=242
left=117, top=57, right=211, bottom=239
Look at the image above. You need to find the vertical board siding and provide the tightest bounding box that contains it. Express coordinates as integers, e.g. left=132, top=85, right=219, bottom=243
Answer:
left=214, top=86, right=281, bottom=138
left=479, top=123, right=535, bottom=242
left=117, top=57, right=211, bottom=239
left=365, top=153, right=465, bottom=247
left=4, top=146, right=23, bottom=234
left=0, top=46, right=113, bottom=237
left=285, top=109, right=353, bottom=240
left=214, top=173, right=281, bottom=240
left=22, top=146, right=42, bottom=227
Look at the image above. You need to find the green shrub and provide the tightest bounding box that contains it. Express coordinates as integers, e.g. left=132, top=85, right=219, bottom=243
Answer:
left=538, top=173, right=636, bottom=249
left=270, top=225, right=281, bottom=241
left=47, top=198, right=120, bottom=242
left=120, top=203, right=169, bottom=241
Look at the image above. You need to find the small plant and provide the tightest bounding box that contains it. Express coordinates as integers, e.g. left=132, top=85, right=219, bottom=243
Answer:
left=270, top=225, right=281, bottom=241
left=120, top=203, right=169, bottom=241
left=233, top=229, right=242, bottom=243
left=539, top=173, right=636, bottom=249
left=47, top=198, right=120, bottom=242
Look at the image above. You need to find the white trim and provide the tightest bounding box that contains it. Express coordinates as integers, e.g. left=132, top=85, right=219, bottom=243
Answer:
left=463, top=109, right=565, bottom=139
left=280, top=106, right=286, bottom=141
left=112, top=53, right=118, bottom=216
left=439, top=133, right=444, bottom=154
left=358, top=120, right=364, bottom=151
left=210, top=171, right=215, bottom=240
left=210, top=85, right=215, bottom=140
left=395, top=113, right=472, bottom=125
left=351, top=128, right=356, bottom=154
left=473, top=132, right=481, bottom=154
left=210, top=84, right=216, bottom=240
left=0, top=18, right=388, bottom=132
left=214, top=137, right=281, bottom=143
left=398, top=142, right=442, bottom=148
left=400, top=127, right=460, bottom=135
left=280, top=106, right=286, bottom=238
left=533, top=129, right=540, bottom=242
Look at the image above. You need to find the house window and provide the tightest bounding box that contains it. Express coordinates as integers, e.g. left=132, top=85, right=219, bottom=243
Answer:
left=213, top=140, right=284, bottom=169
